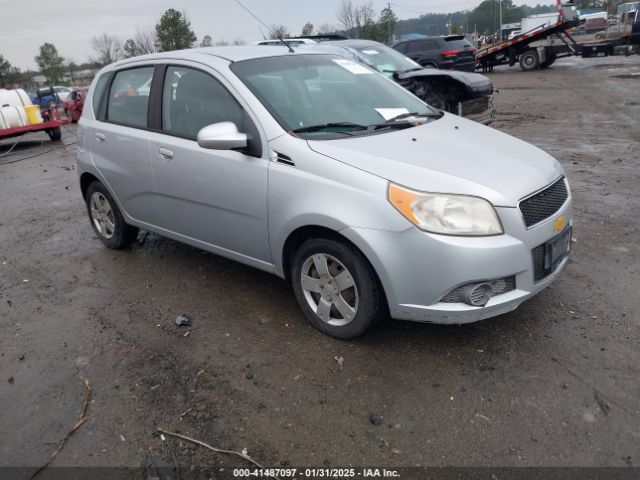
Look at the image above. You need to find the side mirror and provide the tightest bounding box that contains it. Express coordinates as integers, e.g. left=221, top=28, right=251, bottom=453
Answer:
left=197, top=122, right=248, bottom=150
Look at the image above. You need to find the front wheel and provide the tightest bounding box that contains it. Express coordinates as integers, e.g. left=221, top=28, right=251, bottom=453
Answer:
left=85, top=182, right=139, bottom=249
left=290, top=238, right=385, bottom=339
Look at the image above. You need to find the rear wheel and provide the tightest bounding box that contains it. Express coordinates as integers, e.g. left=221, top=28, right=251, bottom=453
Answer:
left=290, top=238, right=385, bottom=339
left=85, top=182, right=139, bottom=249
left=519, top=50, right=540, bottom=71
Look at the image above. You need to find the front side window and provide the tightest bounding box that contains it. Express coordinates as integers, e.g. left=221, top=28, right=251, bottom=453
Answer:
left=232, top=55, right=439, bottom=140
left=107, top=67, right=154, bottom=128
left=162, top=66, right=243, bottom=139
left=355, top=45, right=422, bottom=76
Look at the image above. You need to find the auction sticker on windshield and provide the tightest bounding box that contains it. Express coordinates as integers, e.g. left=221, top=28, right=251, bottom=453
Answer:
left=332, top=58, right=374, bottom=74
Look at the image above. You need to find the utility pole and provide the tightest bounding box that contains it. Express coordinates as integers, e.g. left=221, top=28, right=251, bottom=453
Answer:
left=388, top=2, right=392, bottom=43
left=499, top=0, right=503, bottom=40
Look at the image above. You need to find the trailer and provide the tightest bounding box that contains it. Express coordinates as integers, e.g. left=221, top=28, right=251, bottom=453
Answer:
left=0, top=105, right=68, bottom=142
left=476, top=0, right=639, bottom=72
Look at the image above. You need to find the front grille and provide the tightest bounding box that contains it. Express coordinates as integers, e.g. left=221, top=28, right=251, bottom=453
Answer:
left=519, top=178, right=568, bottom=228
left=440, top=276, right=516, bottom=303
left=532, top=244, right=548, bottom=282
left=459, top=97, right=490, bottom=116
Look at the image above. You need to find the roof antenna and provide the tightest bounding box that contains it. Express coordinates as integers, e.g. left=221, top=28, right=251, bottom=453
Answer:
left=234, top=0, right=294, bottom=52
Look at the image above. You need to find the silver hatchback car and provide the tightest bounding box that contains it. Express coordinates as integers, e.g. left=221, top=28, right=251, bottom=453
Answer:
left=77, top=46, right=572, bottom=339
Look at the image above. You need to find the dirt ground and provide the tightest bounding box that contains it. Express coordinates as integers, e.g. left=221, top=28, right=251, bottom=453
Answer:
left=1, top=56, right=639, bottom=475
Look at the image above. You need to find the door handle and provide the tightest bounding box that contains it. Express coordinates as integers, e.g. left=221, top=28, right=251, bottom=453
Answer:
left=158, top=148, right=174, bottom=161
left=95, top=133, right=106, bottom=143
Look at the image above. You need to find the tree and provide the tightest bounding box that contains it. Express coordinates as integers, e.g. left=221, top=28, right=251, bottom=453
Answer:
left=269, top=24, right=290, bottom=39
left=122, top=39, right=138, bottom=58
left=301, top=22, right=314, bottom=36
left=0, top=54, right=11, bottom=87
left=336, top=0, right=382, bottom=39
left=91, top=33, right=122, bottom=66
left=200, top=35, right=213, bottom=47
left=317, top=23, right=336, bottom=35
left=155, top=9, right=197, bottom=51
left=134, top=28, right=158, bottom=55
left=66, top=58, right=79, bottom=83
left=379, top=6, right=398, bottom=43
left=34, top=43, right=65, bottom=83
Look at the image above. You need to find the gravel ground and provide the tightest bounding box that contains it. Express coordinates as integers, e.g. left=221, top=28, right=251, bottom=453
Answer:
left=1, top=55, right=639, bottom=474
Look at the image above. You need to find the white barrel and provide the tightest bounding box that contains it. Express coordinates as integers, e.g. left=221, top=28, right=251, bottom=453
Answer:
left=0, top=106, right=23, bottom=128
left=0, top=109, right=7, bottom=130
left=16, top=89, right=32, bottom=106
left=0, top=89, right=32, bottom=108
left=15, top=106, right=28, bottom=126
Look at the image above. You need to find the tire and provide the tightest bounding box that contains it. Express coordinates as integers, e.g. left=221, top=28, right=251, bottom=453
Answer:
left=427, top=90, right=452, bottom=112
left=290, top=238, right=385, bottom=339
left=85, top=182, right=139, bottom=249
left=519, top=50, right=540, bottom=72
left=48, top=127, right=62, bottom=141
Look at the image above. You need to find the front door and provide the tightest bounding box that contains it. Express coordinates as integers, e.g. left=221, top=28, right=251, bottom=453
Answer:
left=148, top=65, right=270, bottom=263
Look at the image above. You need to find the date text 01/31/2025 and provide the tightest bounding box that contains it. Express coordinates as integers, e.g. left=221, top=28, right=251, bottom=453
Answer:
left=232, top=468, right=401, bottom=478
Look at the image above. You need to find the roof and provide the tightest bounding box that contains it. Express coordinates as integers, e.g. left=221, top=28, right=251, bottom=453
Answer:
left=110, top=45, right=328, bottom=69
left=322, top=39, right=384, bottom=49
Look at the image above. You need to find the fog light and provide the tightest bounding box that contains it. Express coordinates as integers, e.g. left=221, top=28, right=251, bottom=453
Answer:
left=461, top=283, right=493, bottom=307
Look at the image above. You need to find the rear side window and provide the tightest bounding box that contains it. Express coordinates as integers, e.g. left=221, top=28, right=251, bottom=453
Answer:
left=91, top=74, right=111, bottom=118
left=107, top=67, right=154, bottom=128
left=444, top=38, right=473, bottom=49
left=162, top=66, right=243, bottom=139
left=410, top=40, right=438, bottom=52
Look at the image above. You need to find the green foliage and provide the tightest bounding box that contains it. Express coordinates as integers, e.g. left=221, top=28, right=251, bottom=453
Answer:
left=301, top=22, right=314, bottom=36
left=395, top=2, right=557, bottom=37
left=34, top=43, right=65, bottom=83
left=155, top=9, right=197, bottom=51
left=0, top=54, right=11, bottom=87
left=379, top=6, right=399, bottom=43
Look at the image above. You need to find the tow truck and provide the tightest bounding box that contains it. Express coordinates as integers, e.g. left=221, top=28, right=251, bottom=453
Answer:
left=477, top=0, right=640, bottom=72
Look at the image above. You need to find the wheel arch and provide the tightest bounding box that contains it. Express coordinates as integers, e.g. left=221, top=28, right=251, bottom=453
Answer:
left=280, top=224, right=391, bottom=314
left=80, top=172, right=100, bottom=200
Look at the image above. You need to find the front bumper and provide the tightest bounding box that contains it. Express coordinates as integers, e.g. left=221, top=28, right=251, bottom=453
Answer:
left=458, top=98, right=496, bottom=126
left=342, top=198, right=572, bottom=325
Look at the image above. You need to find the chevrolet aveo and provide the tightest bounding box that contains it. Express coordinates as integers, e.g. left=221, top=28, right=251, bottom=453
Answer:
left=77, top=46, right=572, bottom=339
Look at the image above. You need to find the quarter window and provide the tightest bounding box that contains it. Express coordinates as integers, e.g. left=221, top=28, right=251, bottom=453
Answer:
left=162, top=66, right=243, bottom=138
left=107, top=67, right=154, bottom=128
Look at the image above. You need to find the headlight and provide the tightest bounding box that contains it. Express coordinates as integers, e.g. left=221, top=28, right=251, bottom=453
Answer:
left=388, top=183, right=503, bottom=236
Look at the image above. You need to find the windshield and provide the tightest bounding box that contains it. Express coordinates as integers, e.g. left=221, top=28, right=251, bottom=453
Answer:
left=354, top=45, right=422, bottom=77
left=231, top=55, right=438, bottom=139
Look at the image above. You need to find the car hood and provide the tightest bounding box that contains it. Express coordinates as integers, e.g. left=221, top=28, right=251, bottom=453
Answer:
left=307, top=113, right=564, bottom=207
left=396, top=68, right=495, bottom=97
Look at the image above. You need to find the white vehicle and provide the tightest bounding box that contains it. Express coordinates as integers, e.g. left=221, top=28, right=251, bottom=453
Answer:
left=53, top=86, right=72, bottom=102
left=508, top=30, right=522, bottom=40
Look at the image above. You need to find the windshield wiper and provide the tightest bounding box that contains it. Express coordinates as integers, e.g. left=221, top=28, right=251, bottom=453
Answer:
left=292, top=122, right=368, bottom=134
left=383, top=111, right=444, bottom=123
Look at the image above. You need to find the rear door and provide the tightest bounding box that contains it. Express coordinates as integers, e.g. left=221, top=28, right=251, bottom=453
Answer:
left=147, top=63, right=270, bottom=263
left=90, top=66, right=157, bottom=223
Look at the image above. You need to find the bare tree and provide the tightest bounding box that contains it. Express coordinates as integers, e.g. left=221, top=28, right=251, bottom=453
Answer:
left=91, top=33, right=122, bottom=66
left=269, top=24, right=290, bottom=39
left=317, top=23, right=336, bottom=35
left=134, top=28, right=158, bottom=55
left=337, top=0, right=357, bottom=34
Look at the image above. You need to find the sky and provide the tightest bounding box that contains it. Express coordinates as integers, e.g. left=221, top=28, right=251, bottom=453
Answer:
left=1, top=0, right=554, bottom=70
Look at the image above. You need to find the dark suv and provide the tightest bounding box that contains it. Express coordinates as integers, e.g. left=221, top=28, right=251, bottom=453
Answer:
left=393, top=35, right=477, bottom=72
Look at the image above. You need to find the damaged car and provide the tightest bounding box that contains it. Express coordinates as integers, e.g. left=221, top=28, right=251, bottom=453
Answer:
left=302, top=39, right=496, bottom=125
